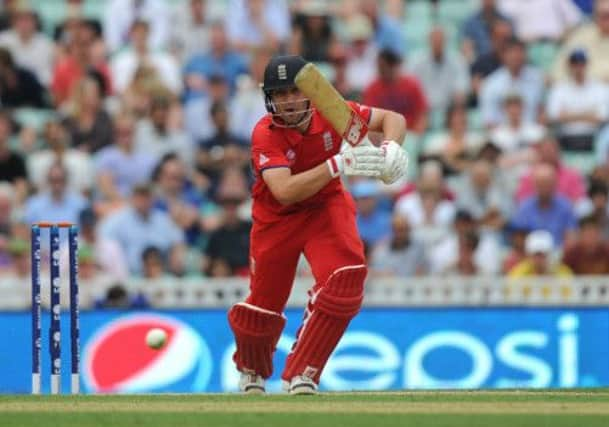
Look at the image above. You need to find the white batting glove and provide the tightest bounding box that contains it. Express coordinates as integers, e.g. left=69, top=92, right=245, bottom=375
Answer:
left=327, top=145, right=385, bottom=178
left=380, top=140, right=409, bottom=184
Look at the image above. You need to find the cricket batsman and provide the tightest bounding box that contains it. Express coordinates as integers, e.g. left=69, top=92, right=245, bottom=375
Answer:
left=228, top=55, right=408, bottom=394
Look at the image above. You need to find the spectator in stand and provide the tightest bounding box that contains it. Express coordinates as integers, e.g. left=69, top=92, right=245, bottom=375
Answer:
left=53, top=3, right=103, bottom=46
left=203, top=167, right=251, bottom=277
left=469, top=18, right=513, bottom=106
left=94, top=114, right=157, bottom=204
left=352, top=180, right=391, bottom=248
left=546, top=49, right=609, bottom=152
left=511, top=163, right=578, bottom=246
left=0, top=183, right=15, bottom=272
left=111, top=20, right=182, bottom=95
left=5, top=237, right=29, bottom=279
left=422, top=103, right=484, bottom=175
left=51, top=20, right=111, bottom=107
left=370, top=214, right=428, bottom=277
left=60, top=207, right=129, bottom=282
left=552, top=0, right=609, bottom=83
left=480, top=37, right=544, bottom=127
left=121, top=64, right=172, bottom=120
left=0, top=5, right=54, bottom=85
left=61, top=76, right=114, bottom=153
left=509, top=230, right=572, bottom=277
left=0, top=46, right=47, bottom=107
left=141, top=246, right=168, bottom=279
left=516, top=136, right=586, bottom=203
left=95, top=283, right=149, bottom=309
left=563, top=215, right=609, bottom=274
left=470, top=18, right=513, bottom=79
left=411, top=27, right=470, bottom=116
left=395, top=161, right=456, bottom=249
left=329, top=42, right=357, bottom=99
left=24, top=163, right=87, bottom=227
left=502, top=223, right=530, bottom=273
left=229, top=47, right=273, bottom=141
left=289, top=1, right=336, bottom=63
left=75, top=245, right=99, bottom=281
left=183, top=21, right=248, bottom=102
left=27, top=119, right=93, bottom=195
left=359, top=0, right=404, bottom=56
left=490, top=92, right=545, bottom=185
left=170, top=0, right=212, bottom=62
left=0, top=183, right=14, bottom=238
left=452, top=159, right=513, bottom=232
left=498, top=0, right=582, bottom=43
left=134, top=95, right=194, bottom=167
left=99, top=183, right=186, bottom=276
left=575, top=180, right=609, bottom=238
left=225, top=0, right=290, bottom=52
left=103, top=0, right=170, bottom=54
left=363, top=48, right=428, bottom=134
left=461, top=0, right=512, bottom=62
left=153, top=153, right=220, bottom=247
left=185, top=74, right=230, bottom=142
left=445, top=231, right=481, bottom=276
left=490, top=92, right=546, bottom=155
left=0, top=0, right=24, bottom=32
left=344, top=14, right=378, bottom=96
left=0, top=111, right=27, bottom=203
left=431, top=210, right=502, bottom=275
left=197, top=100, right=250, bottom=191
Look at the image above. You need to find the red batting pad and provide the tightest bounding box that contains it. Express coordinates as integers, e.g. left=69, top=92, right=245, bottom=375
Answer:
left=282, top=265, right=366, bottom=383
left=228, top=303, right=286, bottom=379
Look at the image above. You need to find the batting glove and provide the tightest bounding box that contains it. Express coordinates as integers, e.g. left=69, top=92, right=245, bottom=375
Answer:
left=327, top=145, right=385, bottom=178
left=380, top=140, right=409, bottom=184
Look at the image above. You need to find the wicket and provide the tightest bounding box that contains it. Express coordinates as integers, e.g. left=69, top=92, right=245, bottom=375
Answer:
left=31, top=222, right=80, bottom=395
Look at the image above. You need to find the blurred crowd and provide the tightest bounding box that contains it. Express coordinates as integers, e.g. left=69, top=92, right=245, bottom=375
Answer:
left=1, top=0, right=609, bottom=303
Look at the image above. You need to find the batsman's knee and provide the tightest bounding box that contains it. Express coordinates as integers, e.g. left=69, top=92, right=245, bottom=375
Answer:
left=314, top=264, right=366, bottom=319
left=228, top=302, right=286, bottom=337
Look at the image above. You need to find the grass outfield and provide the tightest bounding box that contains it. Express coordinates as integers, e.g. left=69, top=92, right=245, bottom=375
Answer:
left=1, top=390, right=609, bottom=427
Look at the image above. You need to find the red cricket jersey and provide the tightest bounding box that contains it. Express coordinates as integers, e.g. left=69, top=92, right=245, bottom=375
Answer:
left=250, top=101, right=372, bottom=224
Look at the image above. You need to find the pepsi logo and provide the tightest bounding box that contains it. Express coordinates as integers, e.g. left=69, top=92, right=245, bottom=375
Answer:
left=83, top=314, right=212, bottom=392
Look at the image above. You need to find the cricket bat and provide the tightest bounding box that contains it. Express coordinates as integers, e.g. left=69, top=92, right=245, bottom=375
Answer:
left=294, top=63, right=368, bottom=147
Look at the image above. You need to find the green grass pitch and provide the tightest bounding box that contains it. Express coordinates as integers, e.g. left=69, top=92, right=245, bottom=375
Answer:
left=2, top=390, right=609, bottom=427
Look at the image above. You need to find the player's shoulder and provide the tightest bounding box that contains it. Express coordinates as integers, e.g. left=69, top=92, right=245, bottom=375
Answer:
left=252, top=114, right=274, bottom=138
left=252, top=114, right=283, bottom=146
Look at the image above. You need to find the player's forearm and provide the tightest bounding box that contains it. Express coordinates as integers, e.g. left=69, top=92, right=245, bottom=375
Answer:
left=378, top=111, right=406, bottom=144
left=272, top=163, right=333, bottom=206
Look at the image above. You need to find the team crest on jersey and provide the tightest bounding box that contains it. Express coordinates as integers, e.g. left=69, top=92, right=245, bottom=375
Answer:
left=286, top=149, right=296, bottom=165
left=323, top=131, right=333, bottom=151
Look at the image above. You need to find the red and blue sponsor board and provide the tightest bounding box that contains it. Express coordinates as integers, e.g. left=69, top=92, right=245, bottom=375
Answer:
left=1, top=307, right=608, bottom=393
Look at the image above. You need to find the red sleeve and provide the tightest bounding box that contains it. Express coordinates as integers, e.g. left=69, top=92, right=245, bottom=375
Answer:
left=347, top=101, right=372, bottom=124
left=251, top=122, right=289, bottom=174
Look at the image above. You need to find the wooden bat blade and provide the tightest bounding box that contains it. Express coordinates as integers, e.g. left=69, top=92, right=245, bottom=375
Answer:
left=295, top=63, right=368, bottom=146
